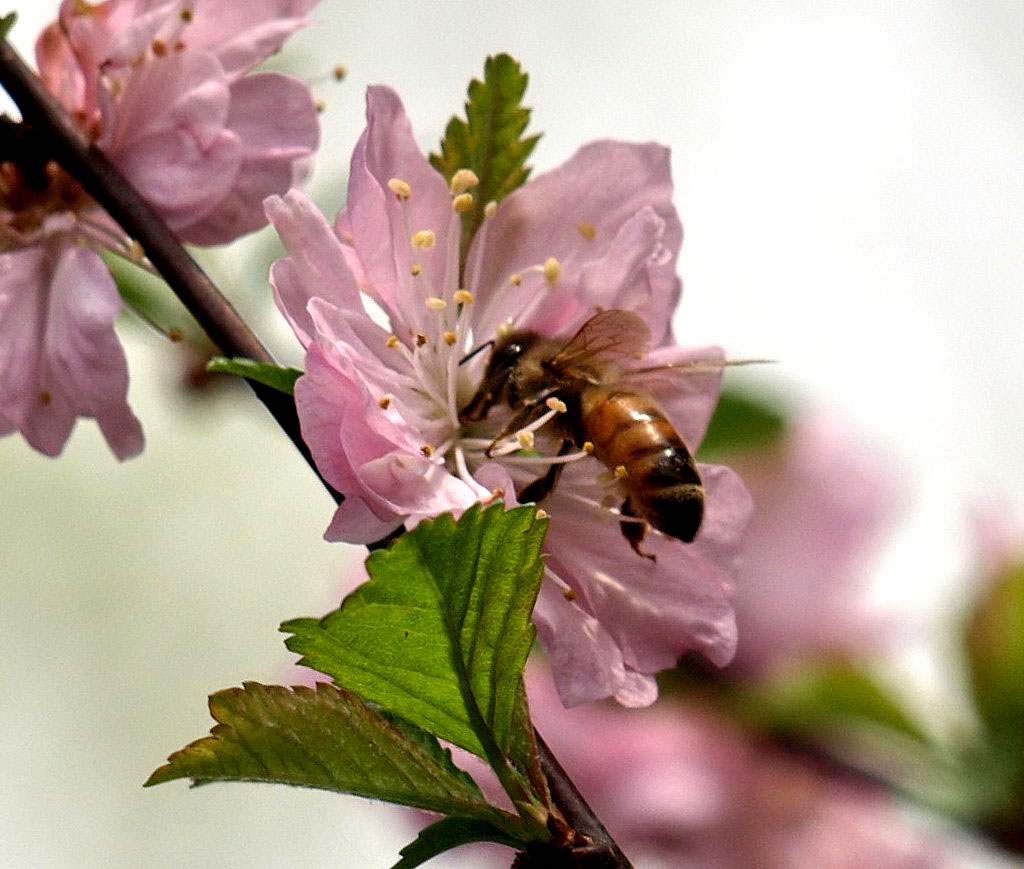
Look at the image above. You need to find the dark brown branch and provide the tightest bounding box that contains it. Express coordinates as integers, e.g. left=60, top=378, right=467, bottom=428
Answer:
left=0, top=37, right=629, bottom=865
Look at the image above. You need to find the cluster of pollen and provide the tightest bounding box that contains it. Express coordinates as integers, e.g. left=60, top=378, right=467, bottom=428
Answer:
left=378, top=168, right=599, bottom=533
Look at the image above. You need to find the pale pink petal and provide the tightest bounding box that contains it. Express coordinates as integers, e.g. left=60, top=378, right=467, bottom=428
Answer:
left=178, top=72, right=319, bottom=244
left=266, top=191, right=365, bottom=345
left=182, top=1, right=319, bottom=78
left=98, top=51, right=242, bottom=230
left=344, top=86, right=455, bottom=330
left=467, top=140, right=682, bottom=343
left=0, top=240, right=142, bottom=459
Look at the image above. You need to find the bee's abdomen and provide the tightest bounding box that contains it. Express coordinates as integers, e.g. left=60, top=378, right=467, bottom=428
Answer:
left=582, top=388, right=705, bottom=543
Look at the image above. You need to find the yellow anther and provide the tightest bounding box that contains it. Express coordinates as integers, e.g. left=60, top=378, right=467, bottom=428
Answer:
left=420, top=444, right=434, bottom=457
left=510, top=273, right=523, bottom=286
left=535, top=508, right=549, bottom=520
left=614, top=464, right=628, bottom=479
left=410, top=263, right=422, bottom=276
left=425, top=296, right=447, bottom=311
left=453, top=289, right=475, bottom=305
left=443, top=331, right=457, bottom=345
left=582, top=441, right=595, bottom=454
left=496, top=321, right=512, bottom=338
left=386, top=335, right=400, bottom=348
left=128, top=240, right=145, bottom=260
left=450, top=168, right=480, bottom=194
left=452, top=192, right=474, bottom=213
left=412, top=229, right=436, bottom=249
left=484, top=201, right=497, bottom=218
left=516, top=430, right=535, bottom=450
left=314, top=99, right=326, bottom=113
left=545, top=397, right=567, bottom=413
left=543, top=257, right=561, bottom=285
left=333, top=64, right=348, bottom=81
left=562, top=587, right=577, bottom=602
left=491, top=487, right=506, bottom=500
left=388, top=178, right=412, bottom=200
left=378, top=395, right=392, bottom=409
left=577, top=221, right=596, bottom=240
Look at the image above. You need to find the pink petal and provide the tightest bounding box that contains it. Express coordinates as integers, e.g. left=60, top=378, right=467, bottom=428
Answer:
left=267, top=191, right=365, bottom=345
left=344, top=86, right=455, bottom=331
left=467, top=140, right=682, bottom=343
left=181, top=1, right=319, bottom=78
left=177, top=72, right=319, bottom=245
left=0, top=240, right=142, bottom=459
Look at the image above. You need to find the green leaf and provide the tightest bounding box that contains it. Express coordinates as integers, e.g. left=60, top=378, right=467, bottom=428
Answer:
left=206, top=356, right=303, bottom=395
left=430, top=54, right=540, bottom=270
left=697, top=387, right=787, bottom=458
left=393, top=816, right=526, bottom=869
left=144, top=682, right=515, bottom=825
left=965, top=559, right=1024, bottom=737
left=282, top=504, right=547, bottom=764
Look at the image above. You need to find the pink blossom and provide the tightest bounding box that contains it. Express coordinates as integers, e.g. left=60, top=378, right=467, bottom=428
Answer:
left=515, top=666, right=956, bottom=869
left=267, top=86, right=751, bottom=707
left=0, top=0, right=319, bottom=458
left=35, top=0, right=320, bottom=244
left=728, top=415, right=900, bottom=673
left=0, top=231, right=141, bottom=458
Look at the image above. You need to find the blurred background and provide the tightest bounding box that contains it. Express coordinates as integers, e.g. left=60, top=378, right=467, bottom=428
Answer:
left=2, top=1, right=1023, bottom=866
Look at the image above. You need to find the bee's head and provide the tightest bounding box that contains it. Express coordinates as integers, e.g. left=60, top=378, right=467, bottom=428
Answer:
left=458, top=332, right=542, bottom=423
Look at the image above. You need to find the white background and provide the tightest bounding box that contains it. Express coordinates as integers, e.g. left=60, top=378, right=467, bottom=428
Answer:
left=2, top=1, right=1023, bottom=867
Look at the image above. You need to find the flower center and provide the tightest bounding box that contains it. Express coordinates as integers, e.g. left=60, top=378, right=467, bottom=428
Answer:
left=379, top=171, right=592, bottom=504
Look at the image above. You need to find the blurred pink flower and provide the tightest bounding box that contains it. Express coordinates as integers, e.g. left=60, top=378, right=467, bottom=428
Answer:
left=0, top=0, right=319, bottom=458
left=728, top=415, right=899, bottom=672
left=268, top=85, right=751, bottom=707
left=516, top=665, right=955, bottom=869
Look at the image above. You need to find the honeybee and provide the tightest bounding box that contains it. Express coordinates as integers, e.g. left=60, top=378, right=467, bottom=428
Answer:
left=460, top=308, right=735, bottom=559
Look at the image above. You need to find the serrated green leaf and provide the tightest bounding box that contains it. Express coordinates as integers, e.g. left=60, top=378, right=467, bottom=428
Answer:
left=965, top=560, right=1024, bottom=738
left=392, top=816, right=526, bottom=869
left=697, top=387, right=787, bottom=458
left=145, top=682, right=517, bottom=826
left=283, top=504, right=547, bottom=765
left=429, top=54, right=540, bottom=271
left=206, top=356, right=303, bottom=395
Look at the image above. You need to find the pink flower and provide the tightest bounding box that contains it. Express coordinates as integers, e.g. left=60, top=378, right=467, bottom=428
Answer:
left=35, top=0, right=320, bottom=244
left=0, top=0, right=319, bottom=458
left=0, top=231, right=141, bottom=458
left=728, top=416, right=900, bottom=673
left=515, top=665, right=957, bottom=869
left=268, top=86, right=751, bottom=707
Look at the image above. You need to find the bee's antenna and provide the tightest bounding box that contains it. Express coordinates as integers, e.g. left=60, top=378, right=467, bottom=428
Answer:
left=460, top=340, right=494, bottom=366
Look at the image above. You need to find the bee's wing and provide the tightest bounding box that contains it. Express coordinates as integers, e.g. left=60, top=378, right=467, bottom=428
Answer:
left=549, top=309, right=652, bottom=370
left=623, top=357, right=770, bottom=382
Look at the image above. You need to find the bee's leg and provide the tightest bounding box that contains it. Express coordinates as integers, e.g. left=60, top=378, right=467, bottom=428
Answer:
left=620, top=499, right=656, bottom=561
left=483, top=390, right=563, bottom=456
left=518, top=439, right=573, bottom=504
